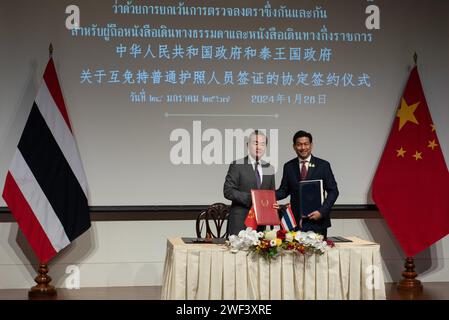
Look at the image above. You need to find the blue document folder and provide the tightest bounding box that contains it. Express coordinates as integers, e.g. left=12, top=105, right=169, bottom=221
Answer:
left=299, top=179, right=324, bottom=218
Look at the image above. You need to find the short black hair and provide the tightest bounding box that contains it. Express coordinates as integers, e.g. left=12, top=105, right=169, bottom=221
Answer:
left=293, top=130, right=312, bottom=144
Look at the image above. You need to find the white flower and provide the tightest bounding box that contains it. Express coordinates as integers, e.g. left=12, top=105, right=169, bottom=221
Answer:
left=228, top=228, right=261, bottom=252
left=293, top=230, right=329, bottom=254
left=264, top=230, right=277, bottom=241
left=316, top=242, right=327, bottom=252
left=294, top=231, right=306, bottom=242
left=228, top=227, right=330, bottom=256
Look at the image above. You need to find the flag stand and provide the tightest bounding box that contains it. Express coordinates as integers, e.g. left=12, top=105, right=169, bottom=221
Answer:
left=28, top=263, right=57, bottom=299
left=397, top=257, right=423, bottom=292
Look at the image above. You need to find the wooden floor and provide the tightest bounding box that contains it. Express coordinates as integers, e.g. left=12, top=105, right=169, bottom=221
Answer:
left=1, top=283, right=449, bottom=300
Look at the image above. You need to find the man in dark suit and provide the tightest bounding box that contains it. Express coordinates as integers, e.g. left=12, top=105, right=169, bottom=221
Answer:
left=276, top=130, right=339, bottom=238
left=224, top=130, right=275, bottom=236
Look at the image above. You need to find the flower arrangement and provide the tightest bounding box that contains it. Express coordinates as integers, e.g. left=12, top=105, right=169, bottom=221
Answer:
left=227, top=228, right=334, bottom=260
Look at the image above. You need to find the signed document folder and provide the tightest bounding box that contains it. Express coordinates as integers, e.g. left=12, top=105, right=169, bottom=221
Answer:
left=251, top=189, right=280, bottom=225
left=299, top=179, right=324, bottom=218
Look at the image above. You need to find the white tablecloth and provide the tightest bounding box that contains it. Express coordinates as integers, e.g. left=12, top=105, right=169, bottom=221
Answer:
left=161, top=237, right=386, bottom=300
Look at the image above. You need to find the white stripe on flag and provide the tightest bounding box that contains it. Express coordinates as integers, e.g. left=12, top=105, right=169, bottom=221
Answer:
left=35, top=82, right=88, bottom=196
left=281, top=206, right=297, bottom=231
left=9, top=150, right=71, bottom=251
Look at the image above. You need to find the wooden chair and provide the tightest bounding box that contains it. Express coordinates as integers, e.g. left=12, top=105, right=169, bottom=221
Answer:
left=195, top=203, right=229, bottom=239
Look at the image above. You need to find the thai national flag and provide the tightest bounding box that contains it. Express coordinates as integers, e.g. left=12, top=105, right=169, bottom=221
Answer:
left=280, top=205, right=297, bottom=231
left=2, top=58, right=91, bottom=263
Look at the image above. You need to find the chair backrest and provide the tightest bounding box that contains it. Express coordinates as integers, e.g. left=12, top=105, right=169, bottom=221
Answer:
left=195, top=203, right=229, bottom=239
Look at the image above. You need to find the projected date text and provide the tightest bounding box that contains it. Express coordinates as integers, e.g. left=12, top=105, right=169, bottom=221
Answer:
left=251, top=94, right=327, bottom=105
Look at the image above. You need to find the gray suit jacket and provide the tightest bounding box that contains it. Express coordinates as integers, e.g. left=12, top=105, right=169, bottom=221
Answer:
left=223, top=156, right=275, bottom=236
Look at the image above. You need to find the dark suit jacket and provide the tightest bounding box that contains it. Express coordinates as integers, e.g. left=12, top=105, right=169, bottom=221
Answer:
left=276, top=155, right=339, bottom=235
left=224, top=157, right=275, bottom=236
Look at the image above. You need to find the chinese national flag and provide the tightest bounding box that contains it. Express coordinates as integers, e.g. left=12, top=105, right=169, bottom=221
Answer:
left=372, top=66, right=449, bottom=257
left=244, top=206, right=258, bottom=230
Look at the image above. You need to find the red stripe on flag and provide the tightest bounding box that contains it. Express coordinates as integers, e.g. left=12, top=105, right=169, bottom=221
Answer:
left=43, top=58, right=72, bottom=132
left=2, top=172, right=57, bottom=263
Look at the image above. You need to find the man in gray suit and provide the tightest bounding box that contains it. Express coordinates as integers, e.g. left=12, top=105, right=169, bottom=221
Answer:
left=224, top=130, right=276, bottom=236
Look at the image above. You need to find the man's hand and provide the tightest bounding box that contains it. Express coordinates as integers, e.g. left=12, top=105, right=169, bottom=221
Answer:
left=307, top=210, right=322, bottom=220
left=272, top=202, right=280, bottom=210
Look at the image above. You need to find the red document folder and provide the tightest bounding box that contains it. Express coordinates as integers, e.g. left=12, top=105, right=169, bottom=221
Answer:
left=251, top=189, right=280, bottom=225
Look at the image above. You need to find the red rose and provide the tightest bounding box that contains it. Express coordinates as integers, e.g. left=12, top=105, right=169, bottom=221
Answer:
left=297, top=245, right=305, bottom=254
left=276, top=229, right=287, bottom=240
left=326, top=239, right=335, bottom=248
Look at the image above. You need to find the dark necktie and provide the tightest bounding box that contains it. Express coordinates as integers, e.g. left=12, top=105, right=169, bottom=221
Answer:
left=255, top=162, right=261, bottom=188
left=300, top=160, right=308, bottom=181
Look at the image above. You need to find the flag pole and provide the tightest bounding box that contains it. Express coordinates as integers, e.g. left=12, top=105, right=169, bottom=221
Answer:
left=49, top=43, right=53, bottom=58
left=396, top=52, right=423, bottom=296
left=29, top=43, right=58, bottom=299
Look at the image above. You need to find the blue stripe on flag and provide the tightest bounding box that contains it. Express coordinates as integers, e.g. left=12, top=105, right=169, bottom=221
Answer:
left=281, top=206, right=297, bottom=231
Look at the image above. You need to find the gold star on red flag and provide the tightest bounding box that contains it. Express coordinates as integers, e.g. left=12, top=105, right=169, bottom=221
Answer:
left=428, top=140, right=438, bottom=150
left=396, top=147, right=406, bottom=158
left=431, top=124, right=436, bottom=132
left=412, top=151, right=423, bottom=161
left=397, top=98, right=420, bottom=131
